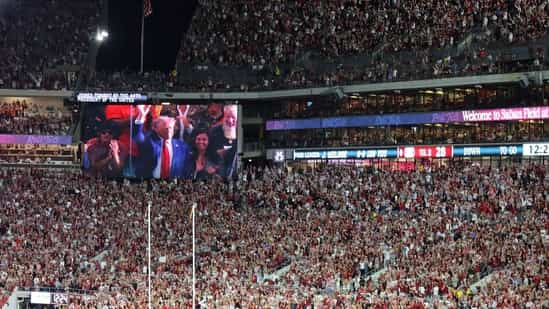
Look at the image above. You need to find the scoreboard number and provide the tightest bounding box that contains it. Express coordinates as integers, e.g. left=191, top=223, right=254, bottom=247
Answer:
left=523, top=143, right=549, bottom=156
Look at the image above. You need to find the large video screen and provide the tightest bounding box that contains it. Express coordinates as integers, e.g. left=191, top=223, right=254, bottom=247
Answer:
left=81, top=102, right=239, bottom=180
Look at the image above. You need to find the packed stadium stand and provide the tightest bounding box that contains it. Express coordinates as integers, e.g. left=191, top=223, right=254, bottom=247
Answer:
left=0, top=0, right=100, bottom=90
left=86, top=44, right=548, bottom=92
left=79, top=0, right=549, bottom=92
left=0, top=0, right=547, bottom=92
left=181, top=0, right=549, bottom=65
left=0, top=100, right=72, bottom=135
left=170, top=0, right=549, bottom=91
left=0, top=0, right=548, bottom=308
left=0, top=165, right=547, bottom=307
left=254, top=82, right=548, bottom=151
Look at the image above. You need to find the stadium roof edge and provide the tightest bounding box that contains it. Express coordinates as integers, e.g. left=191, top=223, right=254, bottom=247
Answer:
left=1, top=70, right=548, bottom=100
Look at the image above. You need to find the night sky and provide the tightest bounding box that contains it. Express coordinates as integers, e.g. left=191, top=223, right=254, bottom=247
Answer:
left=97, top=0, right=197, bottom=73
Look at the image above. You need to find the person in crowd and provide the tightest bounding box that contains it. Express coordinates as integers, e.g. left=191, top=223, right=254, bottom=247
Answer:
left=208, top=105, right=238, bottom=178
left=189, top=128, right=221, bottom=180
left=104, top=104, right=139, bottom=156
left=132, top=105, right=192, bottom=179
left=175, top=103, right=225, bottom=143
left=194, top=103, right=224, bottom=129
left=85, top=120, right=127, bottom=178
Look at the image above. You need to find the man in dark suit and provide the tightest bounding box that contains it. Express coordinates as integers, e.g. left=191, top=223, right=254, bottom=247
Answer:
left=132, top=105, right=192, bottom=179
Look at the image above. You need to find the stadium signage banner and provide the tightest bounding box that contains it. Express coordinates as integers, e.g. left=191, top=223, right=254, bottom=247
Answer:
left=29, top=291, right=68, bottom=305
left=76, top=92, right=148, bottom=103
left=461, top=106, right=549, bottom=122
left=266, top=106, right=549, bottom=130
left=30, top=292, right=51, bottom=304
left=290, top=143, right=549, bottom=160
left=0, top=134, right=72, bottom=145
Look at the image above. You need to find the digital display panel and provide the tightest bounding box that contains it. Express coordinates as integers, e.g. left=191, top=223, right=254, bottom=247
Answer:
left=52, top=293, right=68, bottom=305
left=397, top=146, right=453, bottom=159
left=77, top=92, right=148, bottom=103
left=453, top=145, right=522, bottom=157
left=523, top=143, right=549, bottom=156
left=273, top=150, right=286, bottom=162
left=293, top=148, right=398, bottom=160
left=290, top=143, right=538, bottom=161
left=30, top=292, right=51, bottom=305
left=266, top=106, right=549, bottom=130
left=81, top=103, right=239, bottom=180
left=0, top=134, right=72, bottom=145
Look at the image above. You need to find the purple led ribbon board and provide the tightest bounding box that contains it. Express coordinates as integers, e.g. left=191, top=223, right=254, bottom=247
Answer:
left=266, top=106, right=549, bottom=130
left=0, top=134, right=73, bottom=145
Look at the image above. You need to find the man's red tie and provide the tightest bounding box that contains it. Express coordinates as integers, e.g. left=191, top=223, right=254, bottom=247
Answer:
left=161, top=140, right=170, bottom=179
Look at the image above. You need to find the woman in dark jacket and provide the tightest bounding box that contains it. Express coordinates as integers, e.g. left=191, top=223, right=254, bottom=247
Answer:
left=190, top=129, right=222, bottom=180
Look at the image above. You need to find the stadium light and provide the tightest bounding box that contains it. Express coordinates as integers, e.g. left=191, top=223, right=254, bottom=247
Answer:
left=95, top=29, right=109, bottom=42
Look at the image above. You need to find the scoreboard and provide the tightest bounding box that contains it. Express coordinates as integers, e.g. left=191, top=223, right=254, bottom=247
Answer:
left=293, top=148, right=397, bottom=160
left=397, top=146, right=453, bottom=159
left=523, top=143, right=549, bottom=156
left=453, top=145, right=521, bottom=157
left=291, top=143, right=549, bottom=160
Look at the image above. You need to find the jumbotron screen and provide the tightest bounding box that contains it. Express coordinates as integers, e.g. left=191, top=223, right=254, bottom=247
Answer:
left=81, top=102, right=239, bottom=180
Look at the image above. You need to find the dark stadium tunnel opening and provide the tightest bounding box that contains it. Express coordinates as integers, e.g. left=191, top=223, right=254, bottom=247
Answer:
left=97, top=0, right=198, bottom=72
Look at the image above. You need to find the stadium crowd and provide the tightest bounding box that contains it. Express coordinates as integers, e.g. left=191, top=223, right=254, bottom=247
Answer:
left=0, top=0, right=99, bottom=90
left=267, top=122, right=549, bottom=148
left=0, top=162, right=547, bottom=308
left=84, top=47, right=544, bottom=93
left=0, top=101, right=72, bottom=135
left=1, top=0, right=548, bottom=91
left=181, top=0, right=549, bottom=66
left=81, top=0, right=549, bottom=92
left=268, top=88, right=549, bottom=120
